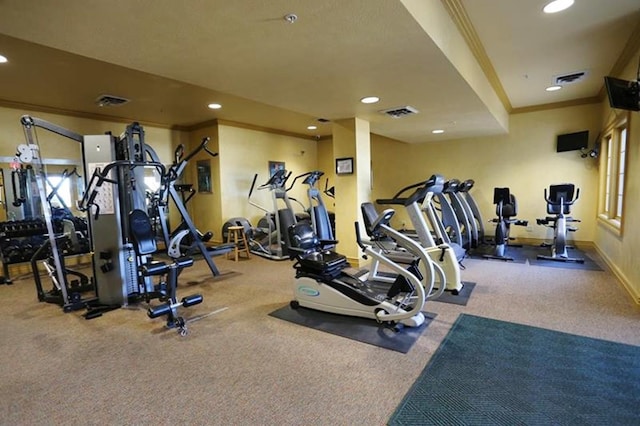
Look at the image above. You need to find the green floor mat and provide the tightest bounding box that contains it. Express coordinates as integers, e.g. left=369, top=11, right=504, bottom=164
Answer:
left=389, top=314, right=640, bottom=425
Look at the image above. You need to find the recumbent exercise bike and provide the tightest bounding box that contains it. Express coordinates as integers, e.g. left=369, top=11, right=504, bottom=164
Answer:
left=536, top=183, right=584, bottom=263
left=483, top=187, right=527, bottom=261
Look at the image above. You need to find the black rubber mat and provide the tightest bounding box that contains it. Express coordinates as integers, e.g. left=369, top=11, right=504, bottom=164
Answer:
left=430, top=281, right=476, bottom=306
left=522, top=245, right=604, bottom=271
left=467, top=244, right=528, bottom=263
left=269, top=305, right=436, bottom=353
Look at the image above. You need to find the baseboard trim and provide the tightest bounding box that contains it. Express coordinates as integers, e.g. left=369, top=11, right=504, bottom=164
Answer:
left=594, top=243, right=640, bottom=305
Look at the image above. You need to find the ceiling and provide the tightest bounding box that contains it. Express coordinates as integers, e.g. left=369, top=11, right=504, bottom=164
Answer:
left=0, top=0, right=638, bottom=143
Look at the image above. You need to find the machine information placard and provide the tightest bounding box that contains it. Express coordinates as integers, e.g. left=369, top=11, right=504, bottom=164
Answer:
left=87, top=162, right=115, bottom=215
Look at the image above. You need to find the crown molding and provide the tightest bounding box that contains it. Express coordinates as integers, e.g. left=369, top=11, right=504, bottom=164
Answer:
left=0, top=98, right=176, bottom=130
left=511, top=96, right=601, bottom=114
left=440, top=0, right=513, bottom=112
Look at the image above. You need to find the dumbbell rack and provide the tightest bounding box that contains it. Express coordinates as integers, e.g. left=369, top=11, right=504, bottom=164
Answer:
left=0, top=219, right=53, bottom=284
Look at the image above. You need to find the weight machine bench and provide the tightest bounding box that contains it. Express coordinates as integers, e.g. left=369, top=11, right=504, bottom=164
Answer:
left=129, top=209, right=203, bottom=335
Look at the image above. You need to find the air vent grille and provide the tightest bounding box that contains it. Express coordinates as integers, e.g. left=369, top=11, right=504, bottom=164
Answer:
left=554, top=70, right=588, bottom=85
left=95, top=94, right=130, bottom=107
left=379, top=106, right=419, bottom=118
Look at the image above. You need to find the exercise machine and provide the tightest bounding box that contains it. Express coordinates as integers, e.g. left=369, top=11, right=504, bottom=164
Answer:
left=536, top=184, right=584, bottom=263
left=431, top=179, right=470, bottom=250
left=129, top=209, right=202, bottom=335
left=147, top=138, right=233, bottom=266
left=457, top=179, right=486, bottom=247
left=247, top=169, right=298, bottom=260
left=360, top=202, right=446, bottom=301
left=288, top=207, right=433, bottom=328
left=287, top=170, right=335, bottom=242
left=7, top=165, right=41, bottom=220
left=483, top=187, right=528, bottom=261
left=19, top=116, right=211, bottom=332
left=443, top=179, right=474, bottom=250
left=376, top=174, right=463, bottom=294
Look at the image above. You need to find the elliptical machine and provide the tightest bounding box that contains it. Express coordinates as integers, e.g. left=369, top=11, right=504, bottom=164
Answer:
left=457, top=179, right=485, bottom=248
left=247, top=169, right=298, bottom=260
left=536, top=184, right=584, bottom=263
left=376, top=174, right=463, bottom=294
left=483, top=187, right=528, bottom=261
left=287, top=170, right=335, bottom=242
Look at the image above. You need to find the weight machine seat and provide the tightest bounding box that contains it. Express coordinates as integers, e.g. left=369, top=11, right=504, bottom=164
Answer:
left=288, top=222, right=348, bottom=277
left=129, top=209, right=158, bottom=256
left=130, top=209, right=194, bottom=276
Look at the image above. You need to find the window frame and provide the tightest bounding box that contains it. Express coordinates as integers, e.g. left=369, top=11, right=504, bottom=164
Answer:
left=597, top=113, right=629, bottom=235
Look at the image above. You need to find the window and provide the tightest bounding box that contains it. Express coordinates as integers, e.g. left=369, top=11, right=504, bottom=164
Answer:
left=598, top=115, right=629, bottom=233
left=45, top=175, right=72, bottom=209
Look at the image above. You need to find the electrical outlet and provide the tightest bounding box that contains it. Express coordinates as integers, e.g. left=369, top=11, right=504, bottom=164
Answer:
left=526, top=225, right=533, bottom=232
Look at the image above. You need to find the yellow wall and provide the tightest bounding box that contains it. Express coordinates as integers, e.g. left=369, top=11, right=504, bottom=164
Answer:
left=371, top=104, right=602, bottom=245
left=594, top=46, right=640, bottom=302
left=186, top=124, right=318, bottom=243
left=332, top=118, right=372, bottom=262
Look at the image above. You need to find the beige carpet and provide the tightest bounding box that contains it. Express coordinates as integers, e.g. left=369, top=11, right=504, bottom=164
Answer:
left=0, top=250, right=638, bottom=425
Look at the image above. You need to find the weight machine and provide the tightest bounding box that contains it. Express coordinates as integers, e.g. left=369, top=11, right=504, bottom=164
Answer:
left=144, top=138, right=234, bottom=267
left=19, top=116, right=206, bottom=334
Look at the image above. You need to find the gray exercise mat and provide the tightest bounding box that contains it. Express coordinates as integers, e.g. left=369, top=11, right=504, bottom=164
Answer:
left=269, top=305, right=436, bottom=353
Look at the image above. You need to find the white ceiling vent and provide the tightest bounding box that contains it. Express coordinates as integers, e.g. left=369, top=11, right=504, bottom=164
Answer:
left=554, top=70, right=589, bottom=86
left=95, top=94, right=130, bottom=107
left=379, top=106, right=419, bottom=118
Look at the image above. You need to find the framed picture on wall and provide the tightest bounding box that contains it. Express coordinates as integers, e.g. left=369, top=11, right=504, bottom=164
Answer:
left=268, top=161, right=285, bottom=177
left=197, top=159, right=212, bottom=193
left=335, top=157, right=354, bottom=175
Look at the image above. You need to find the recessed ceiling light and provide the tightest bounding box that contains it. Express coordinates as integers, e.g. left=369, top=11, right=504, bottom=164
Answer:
left=543, top=0, right=574, bottom=14
left=432, top=129, right=444, bottom=134
left=0, top=54, right=7, bottom=63
left=307, top=125, right=317, bottom=130
left=360, top=96, right=380, bottom=104
left=207, top=103, right=222, bottom=109
left=545, top=85, right=562, bottom=92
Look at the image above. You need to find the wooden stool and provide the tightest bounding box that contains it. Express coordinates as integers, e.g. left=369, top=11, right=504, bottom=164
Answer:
left=226, top=226, right=251, bottom=261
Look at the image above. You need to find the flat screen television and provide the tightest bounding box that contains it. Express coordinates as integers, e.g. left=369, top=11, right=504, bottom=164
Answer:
left=604, top=76, right=640, bottom=111
left=557, top=130, right=588, bottom=153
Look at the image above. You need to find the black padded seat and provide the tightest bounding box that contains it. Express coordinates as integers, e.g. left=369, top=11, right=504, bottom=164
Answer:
left=129, top=209, right=168, bottom=276
left=288, top=222, right=347, bottom=277
left=129, top=209, right=157, bottom=256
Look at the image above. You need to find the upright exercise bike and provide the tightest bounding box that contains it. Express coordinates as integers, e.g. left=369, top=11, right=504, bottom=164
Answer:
left=536, top=183, right=584, bottom=263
